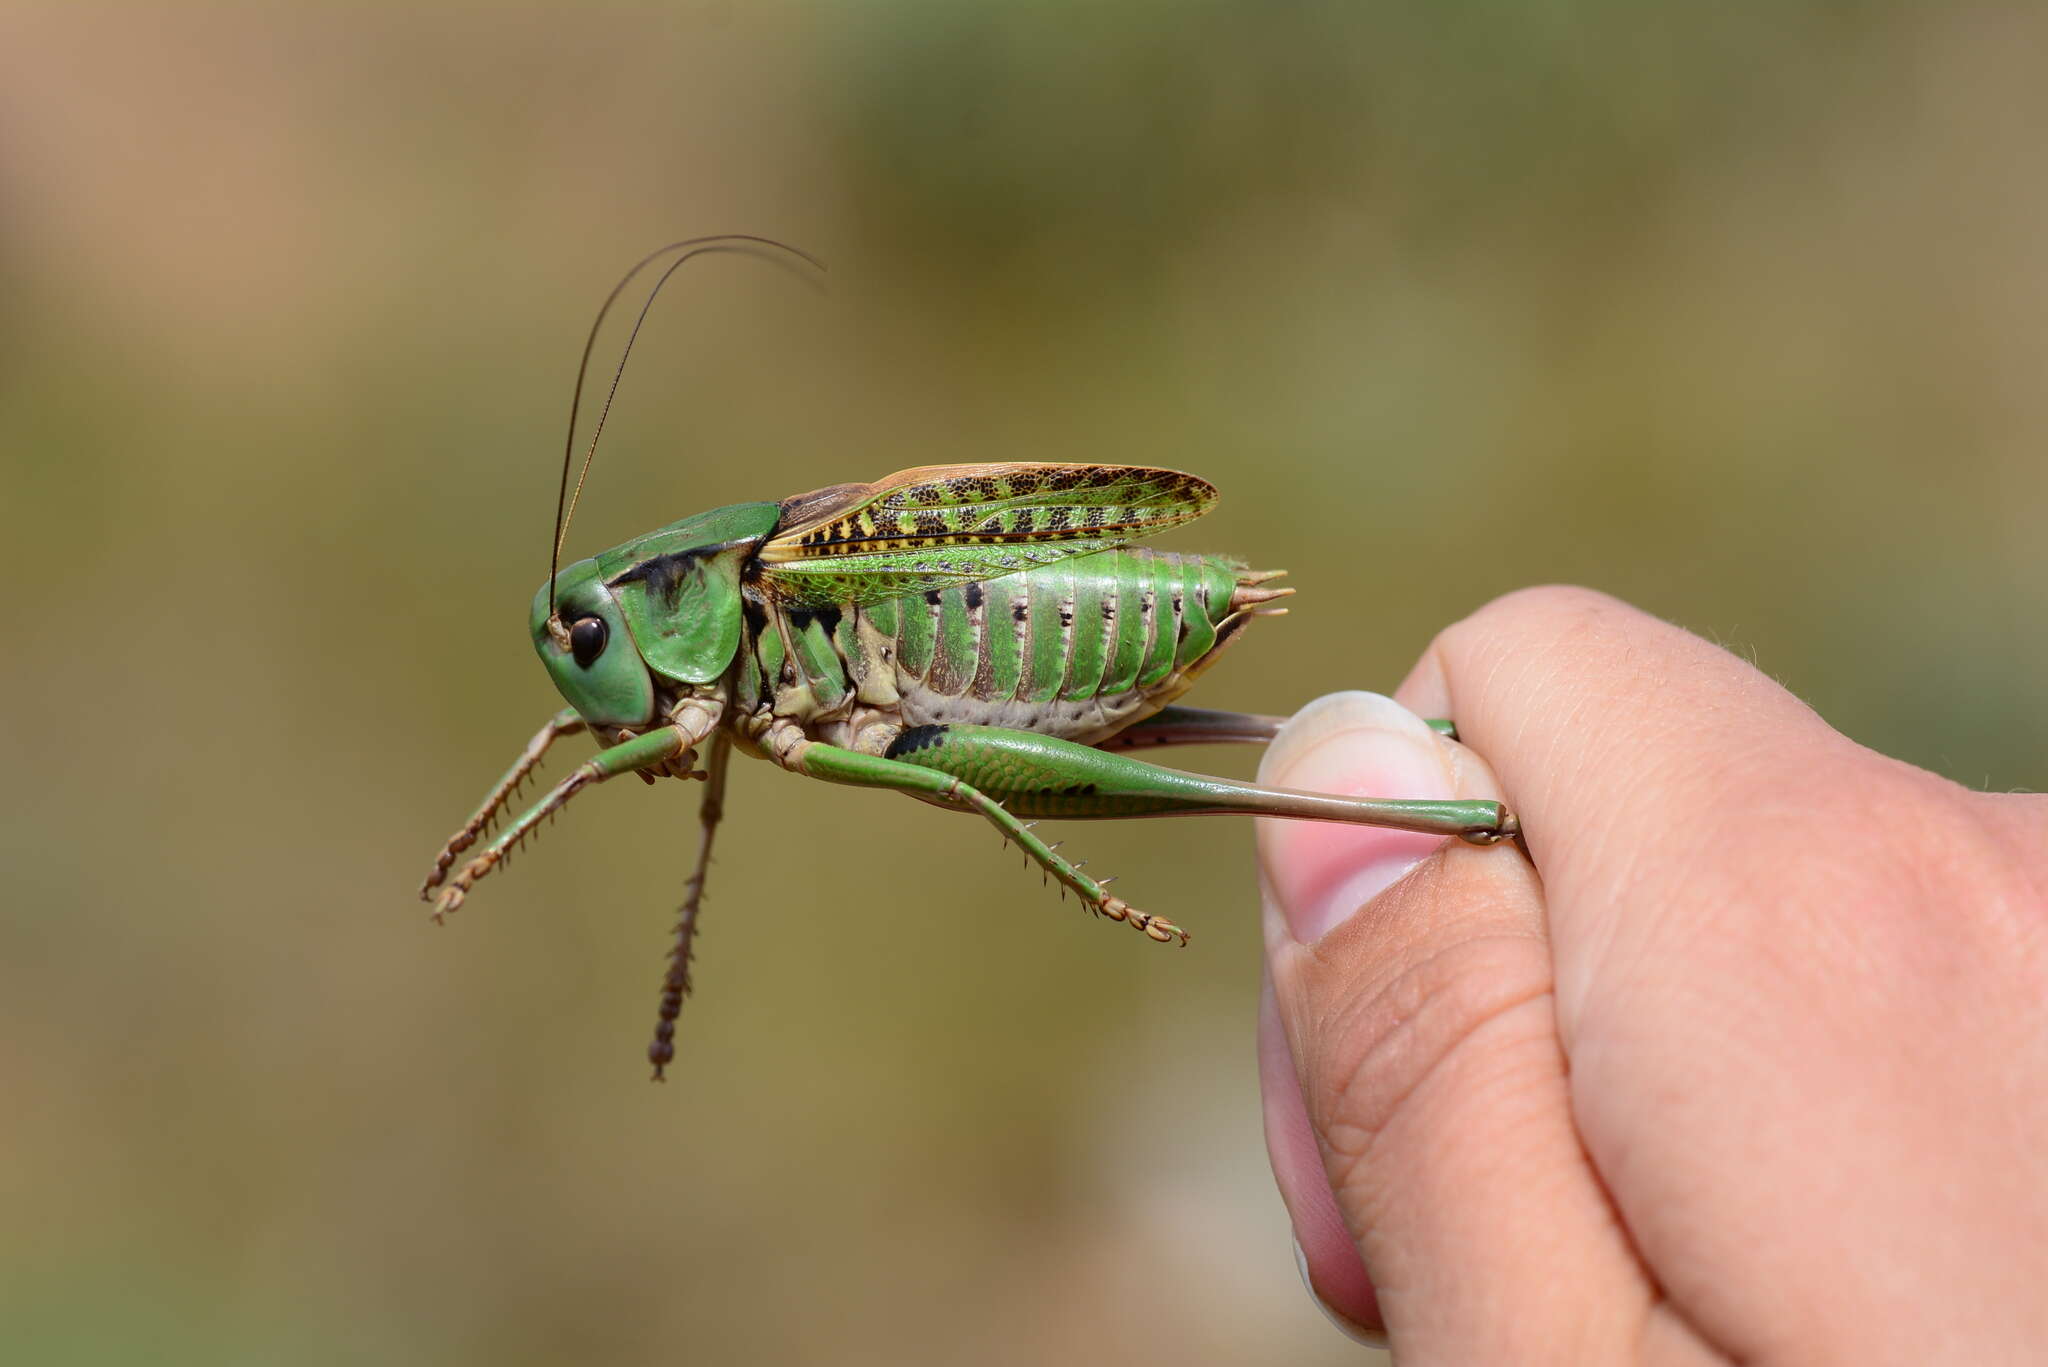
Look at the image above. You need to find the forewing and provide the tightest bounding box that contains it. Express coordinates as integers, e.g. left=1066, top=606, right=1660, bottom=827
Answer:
left=758, top=463, right=1217, bottom=606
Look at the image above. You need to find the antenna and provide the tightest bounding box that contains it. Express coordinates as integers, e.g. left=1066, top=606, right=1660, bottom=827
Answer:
left=547, top=235, right=826, bottom=616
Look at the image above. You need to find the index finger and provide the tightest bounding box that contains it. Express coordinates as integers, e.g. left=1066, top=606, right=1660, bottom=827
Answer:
left=1392, top=586, right=1882, bottom=1011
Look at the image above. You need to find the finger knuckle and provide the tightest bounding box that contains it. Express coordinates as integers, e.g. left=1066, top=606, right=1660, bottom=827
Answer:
left=1447, top=584, right=1629, bottom=654
left=1309, top=927, right=1556, bottom=1171
left=1426, top=585, right=1635, bottom=712
left=1830, top=764, right=2048, bottom=981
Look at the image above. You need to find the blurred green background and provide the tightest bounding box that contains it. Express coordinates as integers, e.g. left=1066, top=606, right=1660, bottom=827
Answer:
left=3, top=2, right=2044, bottom=1363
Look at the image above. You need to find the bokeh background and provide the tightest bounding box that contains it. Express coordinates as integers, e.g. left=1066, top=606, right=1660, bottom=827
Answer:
left=4, top=3, right=2044, bottom=1363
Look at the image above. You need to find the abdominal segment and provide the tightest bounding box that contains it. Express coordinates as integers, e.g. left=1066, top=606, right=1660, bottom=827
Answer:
left=732, top=548, right=1286, bottom=750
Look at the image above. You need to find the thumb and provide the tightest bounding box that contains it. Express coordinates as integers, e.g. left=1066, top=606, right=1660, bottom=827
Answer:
left=1256, top=692, right=1662, bottom=1363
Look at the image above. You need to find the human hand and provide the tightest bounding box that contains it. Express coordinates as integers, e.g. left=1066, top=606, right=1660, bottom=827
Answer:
left=1255, top=587, right=2048, bottom=1362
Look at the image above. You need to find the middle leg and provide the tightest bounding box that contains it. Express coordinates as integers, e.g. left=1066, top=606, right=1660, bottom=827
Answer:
left=648, top=732, right=732, bottom=1081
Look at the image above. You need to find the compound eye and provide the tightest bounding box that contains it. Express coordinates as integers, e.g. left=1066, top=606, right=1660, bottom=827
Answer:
left=569, top=615, right=608, bottom=669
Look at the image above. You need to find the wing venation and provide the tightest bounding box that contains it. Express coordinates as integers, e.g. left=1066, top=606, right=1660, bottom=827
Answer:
left=758, top=463, right=1215, bottom=606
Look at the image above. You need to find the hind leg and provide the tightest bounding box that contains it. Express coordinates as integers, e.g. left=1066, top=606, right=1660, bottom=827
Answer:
left=783, top=737, right=1190, bottom=944
left=1100, top=704, right=1459, bottom=751
left=894, top=724, right=1512, bottom=838
left=860, top=722, right=1515, bottom=944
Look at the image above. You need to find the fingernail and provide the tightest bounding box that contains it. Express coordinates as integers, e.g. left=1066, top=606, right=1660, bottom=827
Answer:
left=1293, top=1236, right=1390, bottom=1349
left=1258, top=691, right=1456, bottom=944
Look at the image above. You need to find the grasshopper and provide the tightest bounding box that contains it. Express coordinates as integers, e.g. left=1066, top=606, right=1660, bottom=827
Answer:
left=420, top=236, right=1519, bottom=1078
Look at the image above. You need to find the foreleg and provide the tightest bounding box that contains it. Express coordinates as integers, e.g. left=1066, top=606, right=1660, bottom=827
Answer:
left=431, top=725, right=693, bottom=920
left=421, top=708, right=586, bottom=897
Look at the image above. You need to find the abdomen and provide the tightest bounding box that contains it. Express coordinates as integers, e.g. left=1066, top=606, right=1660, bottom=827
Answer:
left=855, top=549, right=1278, bottom=743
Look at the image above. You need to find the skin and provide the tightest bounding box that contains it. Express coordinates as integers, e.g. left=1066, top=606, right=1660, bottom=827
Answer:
left=1255, top=587, right=2048, bottom=1364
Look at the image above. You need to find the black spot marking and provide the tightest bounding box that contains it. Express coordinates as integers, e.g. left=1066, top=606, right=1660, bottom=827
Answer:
left=741, top=598, right=769, bottom=637
left=924, top=590, right=942, bottom=606
left=788, top=607, right=816, bottom=632
left=964, top=582, right=984, bottom=610
left=885, top=724, right=950, bottom=758
left=608, top=551, right=703, bottom=605
left=814, top=605, right=843, bottom=639
left=1012, top=601, right=1029, bottom=623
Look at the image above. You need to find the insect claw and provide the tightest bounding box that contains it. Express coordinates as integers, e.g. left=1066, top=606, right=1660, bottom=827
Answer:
left=431, top=887, right=464, bottom=923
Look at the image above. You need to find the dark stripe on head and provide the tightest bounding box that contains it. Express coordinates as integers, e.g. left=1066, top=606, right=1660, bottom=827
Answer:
left=607, top=551, right=702, bottom=606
